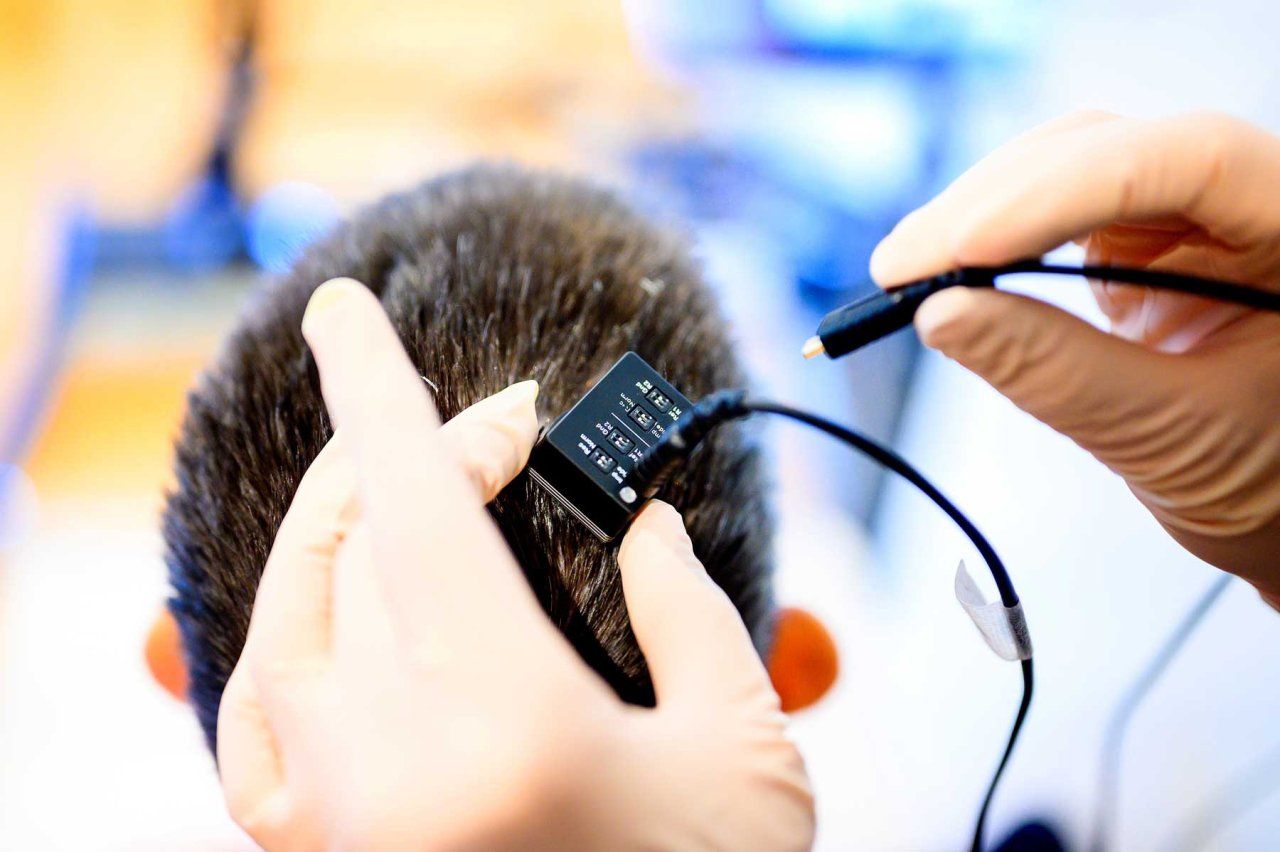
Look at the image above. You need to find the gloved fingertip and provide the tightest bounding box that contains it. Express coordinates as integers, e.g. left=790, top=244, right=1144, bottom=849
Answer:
left=499, top=378, right=540, bottom=418
left=869, top=207, right=947, bottom=287
left=618, top=501, right=700, bottom=573
left=504, top=380, right=543, bottom=441
left=465, top=379, right=539, bottom=428
left=441, top=381, right=543, bottom=501
left=630, top=500, right=689, bottom=540
left=300, top=277, right=369, bottom=346
left=868, top=231, right=913, bottom=287
left=487, top=380, right=541, bottom=467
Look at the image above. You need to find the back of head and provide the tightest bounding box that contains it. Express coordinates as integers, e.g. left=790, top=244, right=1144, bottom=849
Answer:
left=164, top=165, right=774, bottom=751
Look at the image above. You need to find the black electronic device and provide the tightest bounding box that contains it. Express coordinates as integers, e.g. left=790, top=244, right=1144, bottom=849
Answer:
left=526, top=352, right=692, bottom=542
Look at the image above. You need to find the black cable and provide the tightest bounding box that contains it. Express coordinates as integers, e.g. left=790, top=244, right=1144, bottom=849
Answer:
left=979, top=659, right=1034, bottom=852
left=745, top=402, right=1030, bottom=852
left=633, top=394, right=1032, bottom=851
left=799, top=257, right=1280, bottom=844
left=808, top=259, right=1280, bottom=360
left=1003, top=260, right=1280, bottom=313
left=744, top=401, right=1019, bottom=607
left=1088, top=574, right=1232, bottom=852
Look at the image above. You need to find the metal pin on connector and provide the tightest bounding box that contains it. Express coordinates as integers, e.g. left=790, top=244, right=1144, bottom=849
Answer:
left=804, top=276, right=964, bottom=361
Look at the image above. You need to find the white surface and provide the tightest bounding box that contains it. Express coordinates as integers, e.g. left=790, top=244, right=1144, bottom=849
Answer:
left=0, top=501, right=252, bottom=851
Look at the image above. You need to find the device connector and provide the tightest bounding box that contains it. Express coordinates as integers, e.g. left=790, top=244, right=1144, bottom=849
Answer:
left=629, top=389, right=749, bottom=501
left=807, top=258, right=1280, bottom=362
left=805, top=269, right=992, bottom=360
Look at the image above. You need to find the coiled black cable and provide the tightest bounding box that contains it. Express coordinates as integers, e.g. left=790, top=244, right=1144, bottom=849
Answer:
left=632, top=393, right=1031, bottom=852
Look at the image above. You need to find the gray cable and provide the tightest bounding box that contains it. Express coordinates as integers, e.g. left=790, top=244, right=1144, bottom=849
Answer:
left=1089, top=573, right=1233, bottom=852
left=1165, top=739, right=1280, bottom=850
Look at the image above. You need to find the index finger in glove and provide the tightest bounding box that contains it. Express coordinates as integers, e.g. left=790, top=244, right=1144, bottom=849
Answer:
left=437, top=379, right=541, bottom=503
left=617, top=501, right=776, bottom=709
left=871, top=111, right=1280, bottom=287
left=301, top=278, right=546, bottom=656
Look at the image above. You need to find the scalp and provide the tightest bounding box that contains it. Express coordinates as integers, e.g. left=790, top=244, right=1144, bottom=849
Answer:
left=164, top=165, right=774, bottom=752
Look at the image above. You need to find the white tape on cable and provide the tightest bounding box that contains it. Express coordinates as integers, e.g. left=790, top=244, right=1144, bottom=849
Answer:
left=954, top=560, right=1033, bottom=662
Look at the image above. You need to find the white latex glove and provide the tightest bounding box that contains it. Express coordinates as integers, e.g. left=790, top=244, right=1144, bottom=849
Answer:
left=870, top=111, right=1280, bottom=607
left=217, top=277, right=814, bottom=851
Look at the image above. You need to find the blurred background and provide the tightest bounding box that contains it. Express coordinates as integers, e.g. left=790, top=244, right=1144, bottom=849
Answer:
left=3, top=0, right=1280, bottom=848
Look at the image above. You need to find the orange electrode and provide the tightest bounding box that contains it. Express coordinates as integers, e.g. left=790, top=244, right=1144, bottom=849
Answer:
left=145, top=608, right=188, bottom=701
left=767, top=607, right=838, bottom=713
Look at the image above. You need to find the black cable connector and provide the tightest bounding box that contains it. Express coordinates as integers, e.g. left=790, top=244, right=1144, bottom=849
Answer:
left=805, top=260, right=1280, bottom=361
left=629, top=389, right=748, bottom=501
left=804, top=269, right=993, bottom=359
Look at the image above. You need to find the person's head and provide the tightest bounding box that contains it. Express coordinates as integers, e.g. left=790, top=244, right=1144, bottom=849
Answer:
left=165, top=165, right=786, bottom=751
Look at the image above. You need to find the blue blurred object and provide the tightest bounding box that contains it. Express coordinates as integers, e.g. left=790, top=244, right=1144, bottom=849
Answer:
left=625, top=0, right=1040, bottom=521
left=92, top=153, right=242, bottom=271
left=630, top=0, right=1039, bottom=303
left=761, top=0, right=1038, bottom=59
left=0, top=205, right=94, bottom=466
left=162, top=170, right=242, bottom=271
left=245, top=182, right=342, bottom=274
left=0, top=204, right=95, bottom=530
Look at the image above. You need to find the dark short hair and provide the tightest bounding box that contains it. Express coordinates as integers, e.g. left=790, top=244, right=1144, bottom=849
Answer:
left=164, top=165, right=774, bottom=752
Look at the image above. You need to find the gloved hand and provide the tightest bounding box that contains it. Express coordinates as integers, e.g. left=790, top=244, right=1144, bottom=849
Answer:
left=217, top=277, right=814, bottom=851
left=870, top=110, right=1280, bottom=607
